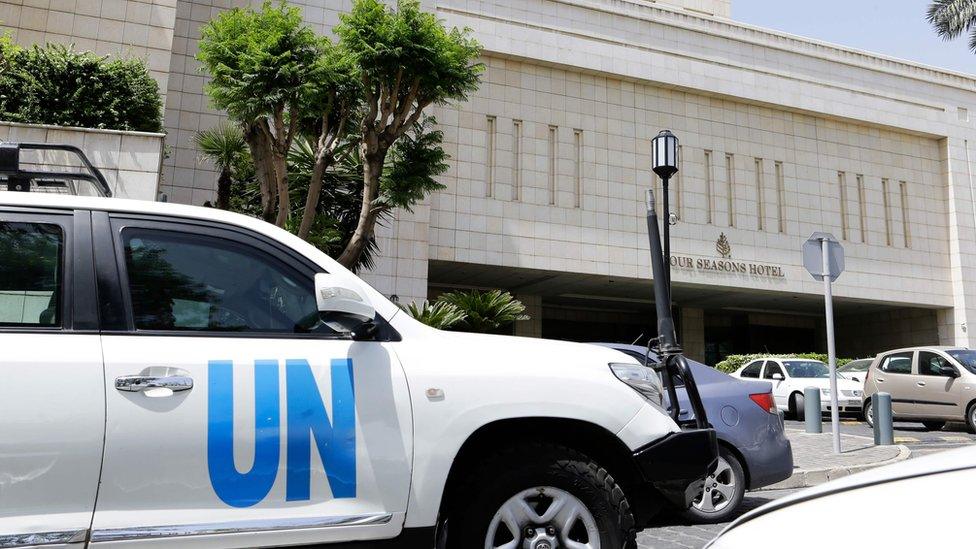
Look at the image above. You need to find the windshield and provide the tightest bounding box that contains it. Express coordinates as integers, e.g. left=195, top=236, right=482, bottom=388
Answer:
left=839, top=360, right=870, bottom=373
left=783, top=360, right=829, bottom=378
left=946, top=350, right=976, bottom=374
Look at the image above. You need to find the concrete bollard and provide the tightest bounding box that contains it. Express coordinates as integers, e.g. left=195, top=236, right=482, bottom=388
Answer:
left=804, top=387, right=822, bottom=433
left=873, top=392, right=894, bottom=446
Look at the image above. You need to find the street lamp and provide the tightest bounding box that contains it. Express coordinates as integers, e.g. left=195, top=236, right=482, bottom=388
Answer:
left=652, top=129, right=679, bottom=291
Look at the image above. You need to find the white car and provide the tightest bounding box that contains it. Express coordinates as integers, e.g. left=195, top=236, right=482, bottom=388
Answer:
left=706, top=444, right=976, bottom=548
left=0, top=188, right=716, bottom=548
left=731, top=358, right=863, bottom=419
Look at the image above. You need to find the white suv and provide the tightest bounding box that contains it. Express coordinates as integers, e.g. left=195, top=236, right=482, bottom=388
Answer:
left=0, top=190, right=716, bottom=548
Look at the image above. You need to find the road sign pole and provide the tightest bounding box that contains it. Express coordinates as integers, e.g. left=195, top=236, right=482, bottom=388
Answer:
left=822, top=238, right=841, bottom=455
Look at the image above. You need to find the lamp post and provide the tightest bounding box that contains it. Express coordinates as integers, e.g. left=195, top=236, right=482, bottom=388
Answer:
left=652, top=130, right=679, bottom=293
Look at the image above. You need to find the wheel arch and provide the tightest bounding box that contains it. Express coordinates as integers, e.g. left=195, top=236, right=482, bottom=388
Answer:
left=716, top=438, right=750, bottom=489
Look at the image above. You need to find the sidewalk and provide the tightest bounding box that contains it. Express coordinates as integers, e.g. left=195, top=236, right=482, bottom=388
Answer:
left=758, top=429, right=910, bottom=490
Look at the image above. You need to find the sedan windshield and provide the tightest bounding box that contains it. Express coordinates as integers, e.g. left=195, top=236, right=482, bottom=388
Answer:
left=946, top=350, right=976, bottom=374
left=783, top=360, right=829, bottom=378
left=839, top=360, right=870, bottom=373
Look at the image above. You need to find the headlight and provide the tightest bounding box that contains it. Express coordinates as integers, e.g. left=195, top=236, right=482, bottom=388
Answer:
left=610, top=363, right=664, bottom=407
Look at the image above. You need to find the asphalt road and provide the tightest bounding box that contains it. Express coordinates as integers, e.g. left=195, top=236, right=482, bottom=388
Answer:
left=637, top=418, right=976, bottom=548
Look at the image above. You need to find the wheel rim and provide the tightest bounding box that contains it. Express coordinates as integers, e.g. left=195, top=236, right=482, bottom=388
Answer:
left=969, top=406, right=976, bottom=428
left=691, top=455, right=737, bottom=514
left=866, top=401, right=873, bottom=424
left=484, top=486, right=600, bottom=549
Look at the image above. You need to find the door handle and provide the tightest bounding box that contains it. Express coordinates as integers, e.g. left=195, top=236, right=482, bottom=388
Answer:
left=917, top=381, right=926, bottom=387
left=115, top=375, right=193, bottom=393
left=877, top=378, right=885, bottom=383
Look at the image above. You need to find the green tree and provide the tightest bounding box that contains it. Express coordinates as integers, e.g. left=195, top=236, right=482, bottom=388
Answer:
left=439, top=289, right=529, bottom=333
left=928, top=0, right=976, bottom=52
left=401, top=300, right=467, bottom=329
left=192, top=123, right=247, bottom=210
left=334, top=0, right=482, bottom=268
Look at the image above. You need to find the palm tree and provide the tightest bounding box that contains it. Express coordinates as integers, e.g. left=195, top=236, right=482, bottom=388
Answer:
left=401, top=300, right=467, bottom=330
left=928, top=0, right=976, bottom=52
left=193, top=123, right=246, bottom=210
left=438, top=289, right=529, bottom=333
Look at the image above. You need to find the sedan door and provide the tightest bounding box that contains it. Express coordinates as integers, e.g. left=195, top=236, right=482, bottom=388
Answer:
left=88, top=213, right=413, bottom=547
left=874, top=352, right=916, bottom=416
left=762, top=361, right=789, bottom=409
left=0, top=209, right=104, bottom=546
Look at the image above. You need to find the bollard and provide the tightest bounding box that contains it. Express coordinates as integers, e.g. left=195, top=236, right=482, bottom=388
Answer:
left=873, top=392, right=894, bottom=446
left=804, top=387, right=822, bottom=433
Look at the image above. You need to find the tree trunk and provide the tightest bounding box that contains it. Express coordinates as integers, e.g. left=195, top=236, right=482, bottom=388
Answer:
left=244, top=122, right=277, bottom=223
left=337, top=143, right=386, bottom=270
left=298, top=149, right=330, bottom=239
left=273, top=154, right=289, bottom=228
left=216, top=168, right=231, bottom=210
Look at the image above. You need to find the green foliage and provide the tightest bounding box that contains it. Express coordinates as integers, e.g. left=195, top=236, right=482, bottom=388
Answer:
left=197, top=1, right=322, bottom=122
left=193, top=123, right=246, bottom=170
left=714, top=353, right=855, bottom=374
left=0, top=43, right=162, bottom=132
left=928, top=0, right=976, bottom=52
left=378, top=116, right=448, bottom=211
left=439, top=289, right=529, bottom=333
left=401, top=300, right=467, bottom=330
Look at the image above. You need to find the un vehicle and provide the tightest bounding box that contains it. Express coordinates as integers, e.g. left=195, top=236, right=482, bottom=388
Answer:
left=0, top=147, right=715, bottom=549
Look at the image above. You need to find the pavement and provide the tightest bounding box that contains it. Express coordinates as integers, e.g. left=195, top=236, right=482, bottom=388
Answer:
left=635, top=418, right=972, bottom=549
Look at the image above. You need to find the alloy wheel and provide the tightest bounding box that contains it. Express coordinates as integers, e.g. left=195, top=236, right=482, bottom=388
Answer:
left=691, top=455, right=737, bottom=514
left=485, top=486, right=600, bottom=549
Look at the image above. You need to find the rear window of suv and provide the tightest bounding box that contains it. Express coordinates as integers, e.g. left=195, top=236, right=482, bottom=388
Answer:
left=0, top=222, right=62, bottom=326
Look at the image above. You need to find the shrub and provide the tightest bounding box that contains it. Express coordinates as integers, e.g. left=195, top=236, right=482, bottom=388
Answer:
left=715, top=353, right=854, bottom=373
left=0, top=43, right=162, bottom=132
left=401, top=300, right=467, bottom=330
left=438, top=289, right=528, bottom=333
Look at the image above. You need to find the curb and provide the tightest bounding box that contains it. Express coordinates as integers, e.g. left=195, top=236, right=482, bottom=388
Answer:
left=755, top=431, right=911, bottom=491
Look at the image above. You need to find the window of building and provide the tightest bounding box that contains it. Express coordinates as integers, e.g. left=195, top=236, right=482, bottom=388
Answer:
left=725, top=153, right=735, bottom=227
left=879, top=351, right=912, bottom=374
left=741, top=360, right=763, bottom=378
left=838, top=171, right=848, bottom=240
left=513, top=120, right=523, bottom=202
left=674, top=145, right=683, bottom=220
left=856, top=174, right=867, bottom=243
left=775, top=160, right=785, bottom=233
left=755, top=158, right=764, bottom=231
left=122, top=229, right=337, bottom=335
left=705, top=150, right=714, bottom=224
left=574, top=128, right=583, bottom=208
left=485, top=115, right=496, bottom=198
left=882, top=178, right=893, bottom=246
left=900, top=180, right=911, bottom=248
left=0, top=222, right=63, bottom=326
left=548, top=125, right=558, bottom=206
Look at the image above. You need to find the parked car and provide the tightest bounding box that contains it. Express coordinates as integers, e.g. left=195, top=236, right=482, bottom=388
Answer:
left=594, top=344, right=794, bottom=523
left=0, top=186, right=718, bottom=548
left=862, top=346, right=976, bottom=432
left=837, top=358, right=872, bottom=384
left=730, top=357, right=863, bottom=420
left=706, top=445, right=976, bottom=548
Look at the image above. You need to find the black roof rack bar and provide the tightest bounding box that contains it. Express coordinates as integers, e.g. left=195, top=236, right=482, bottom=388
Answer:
left=0, top=142, right=112, bottom=197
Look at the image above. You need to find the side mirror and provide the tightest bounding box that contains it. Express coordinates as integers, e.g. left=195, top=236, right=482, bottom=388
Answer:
left=940, top=364, right=960, bottom=378
left=771, top=373, right=784, bottom=381
left=315, top=273, right=376, bottom=336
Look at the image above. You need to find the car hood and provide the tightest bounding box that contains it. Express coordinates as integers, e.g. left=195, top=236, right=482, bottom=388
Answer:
left=435, top=330, right=642, bottom=372
left=790, top=377, right=862, bottom=391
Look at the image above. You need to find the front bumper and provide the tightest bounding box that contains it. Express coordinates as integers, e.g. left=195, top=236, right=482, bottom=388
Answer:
left=632, top=428, right=718, bottom=508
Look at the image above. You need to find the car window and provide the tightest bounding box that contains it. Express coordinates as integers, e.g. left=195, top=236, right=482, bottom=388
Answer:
left=879, top=352, right=913, bottom=374
left=782, top=360, right=829, bottom=378
left=740, top=361, right=763, bottom=378
left=840, top=360, right=870, bottom=373
left=946, top=350, right=976, bottom=374
left=918, top=351, right=951, bottom=376
left=122, top=228, right=337, bottom=335
left=0, top=221, right=62, bottom=326
left=763, top=362, right=784, bottom=379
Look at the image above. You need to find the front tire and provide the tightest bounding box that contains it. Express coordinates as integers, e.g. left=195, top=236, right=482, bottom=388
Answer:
left=680, top=446, right=745, bottom=524
left=448, top=443, right=636, bottom=549
left=792, top=393, right=806, bottom=422
left=922, top=421, right=946, bottom=431
left=967, top=403, right=976, bottom=434
left=864, top=398, right=874, bottom=427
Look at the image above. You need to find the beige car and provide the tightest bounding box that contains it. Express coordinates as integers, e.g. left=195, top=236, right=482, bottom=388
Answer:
left=863, top=346, right=976, bottom=432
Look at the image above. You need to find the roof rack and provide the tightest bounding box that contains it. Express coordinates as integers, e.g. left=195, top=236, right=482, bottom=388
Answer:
left=0, top=142, right=112, bottom=197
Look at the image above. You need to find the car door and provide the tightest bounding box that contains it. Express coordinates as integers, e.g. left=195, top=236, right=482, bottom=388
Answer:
left=0, top=209, right=104, bottom=546
left=762, top=361, right=789, bottom=409
left=874, top=351, right=916, bottom=416
left=913, top=351, right=962, bottom=418
left=88, top=213, right=413, bottom=547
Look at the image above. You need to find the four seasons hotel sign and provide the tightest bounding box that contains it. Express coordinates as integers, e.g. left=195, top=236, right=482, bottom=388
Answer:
left=670, top=233, right=786, bottom=278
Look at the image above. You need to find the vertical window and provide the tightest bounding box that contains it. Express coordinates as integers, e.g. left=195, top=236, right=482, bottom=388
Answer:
left=548, top=125, right=558, bottom=206
left=775, top=161, right=785, bottom=233
left=674, top=145, right=683, bottom=220
left=704, top=150, right=713, bottom=224
left=574, top=129, right=583, bottom=208
left=755, top=158, right=764, bottom=231
left=900, top=180, right=911, bottom=248
left=856, top=175, right=867, bottom=243
left=0, top=222, right=63, bottom=326
left=882, top=178, right=892, bottom=246
left=838, top=171, right=848, bottom=240
left=725, top=153, right=735, bottom=227
left=513, top=120, right=523, bottom=202
left=485, top=115, right=496, bottom=198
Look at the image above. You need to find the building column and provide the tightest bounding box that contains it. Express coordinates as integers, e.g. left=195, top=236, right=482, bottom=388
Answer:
left=682, top=307, right=705, bottom=363
left=514, top=294, right=543, bottom=338
left=941, top=137, right=976, bottom=347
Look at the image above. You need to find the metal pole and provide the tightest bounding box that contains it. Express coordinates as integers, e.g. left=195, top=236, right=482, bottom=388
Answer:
left=662, top=175, right=671, bottom=296
left=822, top=238, right=841, bottom=454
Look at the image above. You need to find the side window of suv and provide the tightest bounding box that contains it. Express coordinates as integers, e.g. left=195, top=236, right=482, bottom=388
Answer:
left=741, top=361, right=763, bottom=378
left=121, top=228, right=338, bottom=335
left=879, top=352, right=913, bottom=374
left=0, top=221, right=63, bottom=326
